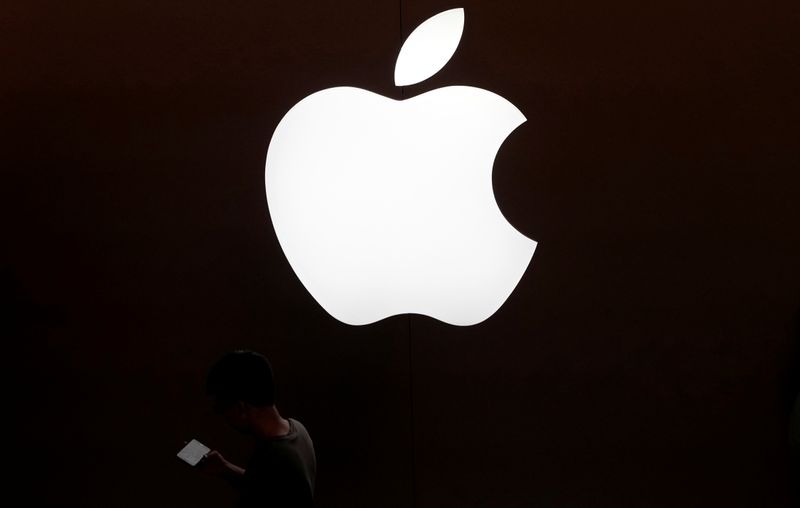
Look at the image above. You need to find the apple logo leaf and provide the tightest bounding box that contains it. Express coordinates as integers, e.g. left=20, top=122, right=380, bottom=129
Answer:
left=394, top=8, right=465, bottom=87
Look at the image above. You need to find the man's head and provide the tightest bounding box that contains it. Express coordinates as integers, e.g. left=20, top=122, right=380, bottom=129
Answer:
left=206, top=350, right=276, bottom=432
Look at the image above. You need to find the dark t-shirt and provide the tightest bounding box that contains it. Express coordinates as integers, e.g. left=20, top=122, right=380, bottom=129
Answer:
left=237, top=418, right=316, bottom=508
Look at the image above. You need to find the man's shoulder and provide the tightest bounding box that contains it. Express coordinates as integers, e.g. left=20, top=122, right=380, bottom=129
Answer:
left=246, top=419, right=314, bottom=480
left=288, top=418, right=311, bottom=438
left=251, top=419, right=312, bottom=457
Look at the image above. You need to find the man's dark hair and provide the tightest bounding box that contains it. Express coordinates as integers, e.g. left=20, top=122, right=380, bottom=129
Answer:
left=206, top=350, right=276, bottom=411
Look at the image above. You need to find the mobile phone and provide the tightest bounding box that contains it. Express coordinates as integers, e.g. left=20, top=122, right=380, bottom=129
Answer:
left=177, top=439, right=210, bottom=466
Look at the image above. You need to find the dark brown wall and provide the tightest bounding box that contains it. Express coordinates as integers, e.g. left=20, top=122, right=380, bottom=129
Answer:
left=3, top=1, right=799, bottom=506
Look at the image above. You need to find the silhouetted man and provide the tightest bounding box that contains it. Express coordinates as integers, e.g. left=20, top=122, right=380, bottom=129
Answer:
left=201, top=350, right=316, bottom=508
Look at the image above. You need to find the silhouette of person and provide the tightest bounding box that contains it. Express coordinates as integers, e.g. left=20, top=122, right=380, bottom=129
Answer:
left=200, top=350, right=316, bottom=508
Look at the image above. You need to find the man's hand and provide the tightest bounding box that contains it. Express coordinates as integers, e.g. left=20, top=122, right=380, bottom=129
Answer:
left=198, top=450, right=246, bottom=481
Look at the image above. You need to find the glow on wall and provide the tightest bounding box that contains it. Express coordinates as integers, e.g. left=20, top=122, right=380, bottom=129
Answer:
left=265, top=8, right=536, bottom=326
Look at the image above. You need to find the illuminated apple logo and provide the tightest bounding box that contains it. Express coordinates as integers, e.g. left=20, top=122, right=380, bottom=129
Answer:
left=265, top=8, right=536, bottom=326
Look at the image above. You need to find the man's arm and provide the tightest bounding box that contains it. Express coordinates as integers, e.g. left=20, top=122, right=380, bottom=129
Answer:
left=198, top=450, right=246, bottom=489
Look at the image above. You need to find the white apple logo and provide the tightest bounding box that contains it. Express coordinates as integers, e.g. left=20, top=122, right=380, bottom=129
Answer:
left=265, top=8, right=536, bottom=326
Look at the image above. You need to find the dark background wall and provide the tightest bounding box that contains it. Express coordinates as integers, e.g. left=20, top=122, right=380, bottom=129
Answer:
left=3, top=1, right=799, bottom=506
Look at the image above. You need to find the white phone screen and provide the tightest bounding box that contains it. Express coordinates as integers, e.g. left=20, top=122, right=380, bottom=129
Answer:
left=177, top=439, right=210, bottom=466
